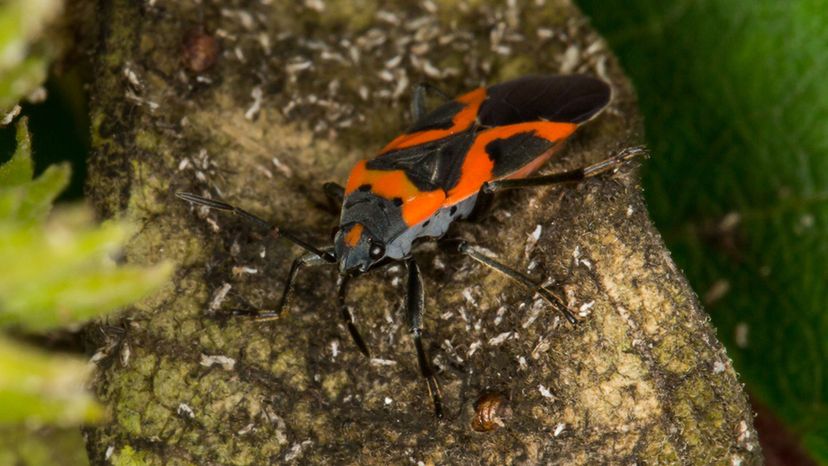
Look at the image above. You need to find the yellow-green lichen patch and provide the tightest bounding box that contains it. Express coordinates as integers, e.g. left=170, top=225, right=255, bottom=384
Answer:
left=270, top=349, right=309, bottom=392
left=322, top=370, right=349, bottom=401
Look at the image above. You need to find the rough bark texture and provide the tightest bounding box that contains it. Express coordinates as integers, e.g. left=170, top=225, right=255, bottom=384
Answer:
left=82, top=1, right=762, bottom=464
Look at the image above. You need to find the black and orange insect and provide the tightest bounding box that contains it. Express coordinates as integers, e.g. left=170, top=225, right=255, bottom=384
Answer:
left=177, top=75, right=643, bottom=418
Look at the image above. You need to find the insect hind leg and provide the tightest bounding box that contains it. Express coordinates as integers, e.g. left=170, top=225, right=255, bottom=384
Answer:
left=482, top=145, right=648, bottom=194
left=445, top=239, right=577, bottom=324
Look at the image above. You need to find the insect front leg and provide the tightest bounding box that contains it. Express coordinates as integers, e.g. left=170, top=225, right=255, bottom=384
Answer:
left=411, top=82, right=452, bottom=121
left=446, top=239, right=577, bottom=324
left=336, top=274, right=371, bottom=357
left=232, top=249, right=333, bottom=321
left=176, top=192, right=336, bottom=261
left=404, top=257, right=443, bottom=419
left=482, top=145, right=648, bottom=194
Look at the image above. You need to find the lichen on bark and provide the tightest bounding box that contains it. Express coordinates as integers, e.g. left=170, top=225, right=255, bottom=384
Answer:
left=82, top=0, right=761, bottom=464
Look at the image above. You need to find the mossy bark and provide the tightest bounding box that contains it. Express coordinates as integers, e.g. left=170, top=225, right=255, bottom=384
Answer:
left=82, top=0, right=762, bottom=464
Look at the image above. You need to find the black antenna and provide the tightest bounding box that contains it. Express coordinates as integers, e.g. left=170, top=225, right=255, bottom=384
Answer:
left=176, top=192, right=336, bottom=263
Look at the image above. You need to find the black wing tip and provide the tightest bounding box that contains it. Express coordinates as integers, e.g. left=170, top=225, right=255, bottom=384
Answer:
left=480, top=74, right=611, bottom=126
left=555, top=74, right=612, bottom=123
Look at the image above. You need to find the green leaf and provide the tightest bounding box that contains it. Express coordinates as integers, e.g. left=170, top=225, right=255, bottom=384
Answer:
left=0, top=0, right=62, bottom=71
left=0, top=0, right=62, bottom=114
left=577, top=0, right=828, bottom=461
left=0, top=118, right=33, bottom=186
left=0, top=336, right=102, bottom=425
left=0, top=117, right=70, bottom=225
left=0, top=54, right=48, bottom=112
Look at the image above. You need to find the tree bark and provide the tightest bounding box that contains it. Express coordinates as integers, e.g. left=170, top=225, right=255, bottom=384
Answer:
left=83, top=0, right=762, bottom=464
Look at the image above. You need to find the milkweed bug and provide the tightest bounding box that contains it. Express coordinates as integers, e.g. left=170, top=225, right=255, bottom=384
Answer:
left=177, top=74, right=645, bottom=419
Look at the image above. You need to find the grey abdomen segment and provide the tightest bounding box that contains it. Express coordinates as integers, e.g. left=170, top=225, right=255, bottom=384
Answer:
left=386, top=194, right=478, bottom=259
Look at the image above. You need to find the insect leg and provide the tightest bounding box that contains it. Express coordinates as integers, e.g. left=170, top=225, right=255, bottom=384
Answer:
left=405, top=257, right=444, bottom=419
left=450, top=240, right=577, bottom=324
left=232, top=250, right=333, bottom=321
left=482, top=145, right=648, bottom=194
left=336, top=274, right=371, bottom=357
left=322, top=182, right=345, bottom=207
left=411, top=82, right=452, bottom=121
left=176, top=192, right=336, bottom=262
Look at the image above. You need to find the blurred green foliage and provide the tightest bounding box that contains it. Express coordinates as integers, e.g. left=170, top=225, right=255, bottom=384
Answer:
left=577, top=0, right=828, bottom=461
left=0, top=0, right=62, bottom=115
left=0, top=119, right=170, bottom=464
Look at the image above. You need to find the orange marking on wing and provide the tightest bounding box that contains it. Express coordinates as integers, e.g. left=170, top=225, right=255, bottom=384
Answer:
left=444, top=121, right=577, bottom=205
left=343, top=160, right=446, bottom=227
left=379, top=87, right=487, bottom=153
left=401, top=190, right=445, bottom=226
left=344, top=223, right=364, bottom=247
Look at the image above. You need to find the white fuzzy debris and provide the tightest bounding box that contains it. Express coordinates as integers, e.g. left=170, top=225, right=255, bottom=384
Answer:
left=271, top=156, right=293, bottom=177
left=517, top=356, right=528, bottom=370
left=730, top=455, right=743, bottom=466
left=178, top=158, right=191, bottom=170
left=719, top=211, right=741, bottom=232
left=467, top=340, right=482, bottom=357
left=735, top=322, right=749, bottom=348
left=89, top=348, right=110, bottom=365
left=206, top=217, right=220, bottom=232
left=245, top=86, right=264, bottom=120
left=488, top=331, right=512, bottom=346
left=553, top=422, right=566, bottom=436
left=232, top=266, right=258, bottom=276
left=208, top=283, right=232, bottom=313
left=531, top=337, right=550, bottom=359
left=330, top=340, right=339, bottom=360
left=120, top=343, right=131, bottom=367
left=736, top=420, right=750, bottom=445
left=200, top=354, right=236, bottom=371
left=237, top=423, right=255, bottom=435
left=578, top=300, right=595, bottom=317
left=286, top=60, right=313, bottom=74
left=494, top=305, right=507, bottom=326
left=522, top=299, right=544, bottom=329
left=713, top=361, right=726, bottom=374
left=616, top=305, right=637, bottom=330
left=285, top=440, right=312, bottom=462
left=572, top=246, right=581, bottom=265
left=525, top=224, right=543, bottom=256
left=560, top=45, right=580, bottom=73
left=538, top=384, right=555, bottom=400
left=105, top=446, right=115, bottom=460
left=462, top=288, right=477, bottom=306
left=123, top=65, right=141, bottom=87
left=580, top=258, right=592, bottom=270
left=704, top=279, right=730, bottom=305
left=1, top=105, right=21, bottom=125
left=177, top=403, right=195, bottom=418
left=304, top=0, right=325, bottom=12
left=370, top=358, right=397, bottom=367
left=384, top=397, right=393, bottom=405
left=626, top=205, right=634, bottom=217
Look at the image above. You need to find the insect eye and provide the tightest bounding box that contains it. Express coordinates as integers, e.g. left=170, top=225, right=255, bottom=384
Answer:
left=369, top=242, right=385, bottom=260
